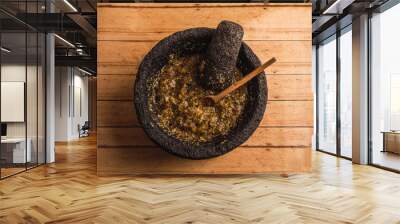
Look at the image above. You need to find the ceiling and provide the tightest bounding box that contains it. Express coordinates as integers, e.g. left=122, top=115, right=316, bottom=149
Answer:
left=311, top=0, right=391, bottom=43
left=2, top=0, right=392, bottom=73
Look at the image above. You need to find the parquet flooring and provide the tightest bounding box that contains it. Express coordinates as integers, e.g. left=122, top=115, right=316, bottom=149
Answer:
left=1, top=167, right=26, bottom=178
left=1, top=135, right=400, bottom=223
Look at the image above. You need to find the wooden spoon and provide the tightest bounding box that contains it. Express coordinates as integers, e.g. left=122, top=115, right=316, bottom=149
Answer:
left=205, top=57, right=276, bottom=103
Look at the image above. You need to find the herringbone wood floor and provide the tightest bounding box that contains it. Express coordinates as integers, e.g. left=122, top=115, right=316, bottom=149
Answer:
left=1, top=135, right=400, bottom=224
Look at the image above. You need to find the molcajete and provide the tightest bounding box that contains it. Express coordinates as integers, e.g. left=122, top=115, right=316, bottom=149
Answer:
left=134, top=27, right=267, bottom=160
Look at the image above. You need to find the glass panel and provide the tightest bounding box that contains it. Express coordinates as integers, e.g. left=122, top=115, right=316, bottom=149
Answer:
left=1, top=26, right=27, bottom=177
left=339, top=27, right=352, bottom=158
left=0, top=1, right=46, bottom=178
left=371, top=4, right=400, bottom=171
left=27, top=30, right=38, bottom=169
left=317, top=35, right=337, bottom=154
left=38, top=32, right=45, bottom=165
left=26, top=0, right=39, bottom=169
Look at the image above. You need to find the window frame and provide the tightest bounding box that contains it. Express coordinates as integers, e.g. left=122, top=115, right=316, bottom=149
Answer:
left=0, top=0, right=48, bottom=180
left=367, top=0, right=400, bottom=173
left=315, top=24, right=353, bottom=160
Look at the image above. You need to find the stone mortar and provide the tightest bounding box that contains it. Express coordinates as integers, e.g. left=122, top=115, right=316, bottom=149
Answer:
left=134, top=27, right=267, bottom=160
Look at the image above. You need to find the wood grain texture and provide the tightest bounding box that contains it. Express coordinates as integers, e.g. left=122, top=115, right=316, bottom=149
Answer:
left=97, top=3, right=311, bottom=41
left=268, top=75, right=313, bottom=101
left=97, top=3, right=312, bottom=174
left=97, top=40, right=311, bottom=65
left=98, top=147, right=311, bottom=175
left=97, top=75, right=135, bottom=101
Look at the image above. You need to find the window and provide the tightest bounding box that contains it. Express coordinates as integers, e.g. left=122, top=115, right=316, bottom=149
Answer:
left=316, top=25, right=353, bottom=159
left=339, top=26, right=352, bottom=158
left=370, top=3, right=400, bottom=171
left=317, top=35, right=337, bottom=154
left=390, top=75, right=400, bottom=130
left=0, top=1, right=47, bottom=179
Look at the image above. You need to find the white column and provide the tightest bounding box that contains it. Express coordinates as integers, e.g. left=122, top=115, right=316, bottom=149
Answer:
left=46, top=32, right=55, bottom=163
left=352, top=14, right=369, bottom=164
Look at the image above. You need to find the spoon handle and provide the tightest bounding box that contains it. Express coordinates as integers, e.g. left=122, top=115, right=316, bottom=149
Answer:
left=213, top=57, right=276, bottom=102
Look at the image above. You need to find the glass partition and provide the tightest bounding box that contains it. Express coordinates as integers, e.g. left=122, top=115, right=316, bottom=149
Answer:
left=38, top=32, right=45, bottom=165
left=317, top=35, right=337, bottom=154
left=0, top=1, right=46, bottom=179
left=27, top=30, right=38, bottom=169
left=339, top=26, right=352, bottom=158
left=1, top=29, right=28, bottom=178
left=370, top=3, right=400, bottom=171
left=316, top=25, right=353, bottom=159
left=26, top=0, right=41, bottom=169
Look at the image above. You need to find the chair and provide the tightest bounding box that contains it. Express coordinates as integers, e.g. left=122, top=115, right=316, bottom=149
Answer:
left=79, top=121, right=90, bottom=138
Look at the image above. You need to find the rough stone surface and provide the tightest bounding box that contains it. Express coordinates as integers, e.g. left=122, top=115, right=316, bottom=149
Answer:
left=134, top=28, right=267, bottom=160
left=197, top=21, right=244, bottom=91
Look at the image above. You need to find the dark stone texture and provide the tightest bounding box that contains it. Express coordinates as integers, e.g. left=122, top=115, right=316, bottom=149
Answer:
left=134, top=27, right=267, bottom=160
left=197, top=21, right=244, bottom=91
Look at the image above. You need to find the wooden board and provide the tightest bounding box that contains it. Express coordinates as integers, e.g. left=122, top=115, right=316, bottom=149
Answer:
left=98, top=41, right=311, bottom=64
left=97, top=3, right=311, bottom=41
left=97, top=3, right=312, bottom=175
left=98, top=147, right=311, bottom=175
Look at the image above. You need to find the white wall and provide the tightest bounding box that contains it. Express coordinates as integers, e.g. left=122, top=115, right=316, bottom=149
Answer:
left=1, top=64, right=37, bottom=138
left=1, top=65, right=26, bottom=140
left=71, top=74, right=89, bottom=138
left=55, top=67, right=89, bottom=141
left=55, top=66, right=70, bottom=141
left=1, top=64, right=26, bottom=81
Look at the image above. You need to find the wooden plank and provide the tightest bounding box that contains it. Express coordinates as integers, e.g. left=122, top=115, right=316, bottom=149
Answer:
left=97, top=127, right=313, bottom=147
left=98, top=3, right=311, bottom=41
left=97, top=40, right=311, bottom=65
left=97, top=41, right=154, bottom=65
left=97, top=75, right=135, bottom=101
left=97, top=100, right=138, bottom=127
left=97, top=127, right=155, bottom=147
left=97, top=62, right=312, bottom=76
left=97, top=74, right=312, bottom=101
left=97, top=146, right=312, bottom=175
left=243, top=127, right=312, bottom=147
left=97, top=100, right=313, bottom=127
left=263, top=101, right=313, bottom=126
left=96, top=3, right=312, bottom=174
left=98, top=3, right=311, bottom=7
left=268, top=75, right=313, bottom=101
left=98, top=65, right=137, bottom=76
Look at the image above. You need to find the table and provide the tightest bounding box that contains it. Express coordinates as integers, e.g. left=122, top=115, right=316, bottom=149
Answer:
left=382, top=131, right=400, bottom=154
left=1, top=138, right=32, bottom=164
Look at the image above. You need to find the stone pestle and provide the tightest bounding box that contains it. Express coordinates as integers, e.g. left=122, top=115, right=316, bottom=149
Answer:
left=197, top=20, right=244, bottom=91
